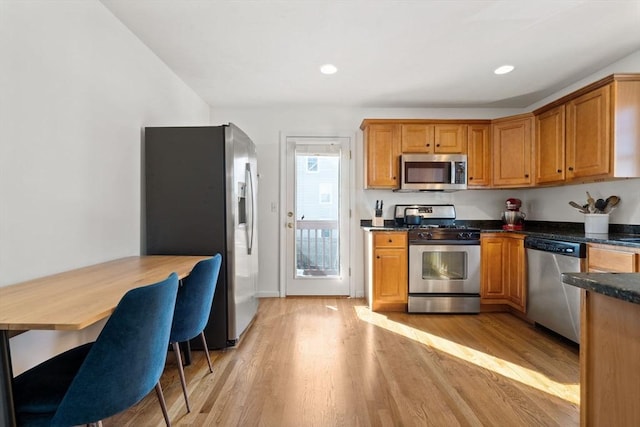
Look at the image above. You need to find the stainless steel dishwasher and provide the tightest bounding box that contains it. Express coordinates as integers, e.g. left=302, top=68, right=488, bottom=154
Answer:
left=525, top=237, right=586, bottom=344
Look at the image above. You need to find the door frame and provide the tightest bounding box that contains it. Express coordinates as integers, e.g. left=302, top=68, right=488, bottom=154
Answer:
left=279, top=130, right=356, bottom=297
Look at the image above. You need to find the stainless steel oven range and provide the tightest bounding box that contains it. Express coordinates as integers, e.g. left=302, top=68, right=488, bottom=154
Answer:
left=395, top=204, right=481, bottom=313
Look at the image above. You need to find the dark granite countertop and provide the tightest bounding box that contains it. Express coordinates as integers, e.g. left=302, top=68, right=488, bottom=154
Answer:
left=361, top=219, right=640, bottom=249
left=480, top=229, right=640, bottom=249
left=562, top=273, right=640, bottom=304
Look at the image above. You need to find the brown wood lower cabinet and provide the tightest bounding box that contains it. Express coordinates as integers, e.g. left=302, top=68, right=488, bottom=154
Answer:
left=581, top=291, right=640, bottom=426
left=364, top=231, right=408, bottom=312
left=581, top=243, right=640, bottom=426
left=587, top=243, right=640, bottom=272
left=480, top=233, right=527, bottom=312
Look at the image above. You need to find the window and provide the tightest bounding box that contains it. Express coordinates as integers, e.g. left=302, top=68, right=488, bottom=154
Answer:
left=319, top=183, right=332, bottom=204
left=306, top=157, right=318, bottom=173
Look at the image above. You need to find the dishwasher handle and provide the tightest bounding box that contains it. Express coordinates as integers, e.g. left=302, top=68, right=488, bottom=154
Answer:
left=524, top=236, right=586, bottom=258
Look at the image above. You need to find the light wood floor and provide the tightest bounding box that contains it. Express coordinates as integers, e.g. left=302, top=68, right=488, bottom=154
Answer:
left=106, top=298, right=579, bottom=426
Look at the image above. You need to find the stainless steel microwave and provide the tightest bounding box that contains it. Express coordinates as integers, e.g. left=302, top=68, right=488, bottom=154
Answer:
left=399, top=154, right=467, bottom=191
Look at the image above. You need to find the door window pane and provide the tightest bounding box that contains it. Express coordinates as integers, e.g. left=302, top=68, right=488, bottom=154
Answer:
left=295, top=152, right=340, bottom=278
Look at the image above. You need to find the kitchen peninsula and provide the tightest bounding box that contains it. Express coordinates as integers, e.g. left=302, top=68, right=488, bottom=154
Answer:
left=562, top=272, right=640, bottom=427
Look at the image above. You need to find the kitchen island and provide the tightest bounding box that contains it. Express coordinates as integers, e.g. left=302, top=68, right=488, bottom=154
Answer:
left=562, top=272, right=640, bottom=427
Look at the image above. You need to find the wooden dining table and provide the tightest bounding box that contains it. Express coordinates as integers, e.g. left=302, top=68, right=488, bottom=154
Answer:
left=0, top=255, right=211, bottom=427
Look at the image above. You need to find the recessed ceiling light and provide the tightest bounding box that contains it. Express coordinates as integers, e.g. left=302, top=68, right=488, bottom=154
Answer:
left=494, top=65, right=515, bottom=75
left=320, top=64, right=338, bottom=75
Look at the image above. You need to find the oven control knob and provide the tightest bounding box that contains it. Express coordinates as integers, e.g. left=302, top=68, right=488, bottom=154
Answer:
left=417, top=232, right=432, bottom=240
left=457, top=232, right=471, bottom=240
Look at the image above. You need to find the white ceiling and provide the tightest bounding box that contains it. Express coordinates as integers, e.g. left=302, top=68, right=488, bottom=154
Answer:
left=100, top=0, right=640, bottom=109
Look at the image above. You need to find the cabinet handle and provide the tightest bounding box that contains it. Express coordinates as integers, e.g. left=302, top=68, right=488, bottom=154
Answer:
left=469, top=177, right=474, bottom=180
left=426, top=144, right=430, bottom=147
left=388, top=239, right=393, bottom=243
left=524, top=174, right=529, bottom=178
left=436, top=144, right=440, bottom=147
left=568, top=166, right=574, bottom=171
left=557, top=169, right=562, bottom=173
left=376, top=255, right=380, bottom=259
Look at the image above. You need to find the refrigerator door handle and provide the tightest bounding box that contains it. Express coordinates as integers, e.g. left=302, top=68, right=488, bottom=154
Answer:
left=246, top=163, right=254, bottom=255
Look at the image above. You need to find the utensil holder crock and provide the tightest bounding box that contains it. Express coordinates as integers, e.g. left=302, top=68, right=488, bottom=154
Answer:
left=584, top=213, right=609, bottom=234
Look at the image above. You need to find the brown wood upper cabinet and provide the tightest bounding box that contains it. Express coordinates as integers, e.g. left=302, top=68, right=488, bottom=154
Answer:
left=535, top=105, right=566, bottom=185
left=363, top=123, right=401, bottom=189
left=491, top=114, right=534, bottom=188
left=401, top=124, right=467, bottom=154
left=467, top=124, right=491, bottom=187
left=401, top=124, right=433, bottom=152
left=535, top=75, right=640, bottom=184
left=566, top=84, right=611, bottom=180
left=362, top=74, right=639, bottom=190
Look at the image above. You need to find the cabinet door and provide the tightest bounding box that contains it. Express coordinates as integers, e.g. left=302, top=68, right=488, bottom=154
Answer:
left=505, top=236, right=526, bottom=312
left=401, top=124, right=434, bottom=153
left=374, top=232, right=407, bottom=248
left=480, top=236, right=507, bottom=299
left=467, top=124, right=491, bottom=187
left=434, top=124, right=467, bottom=153
left=365, top=124, right=401, bottom=188
left=566, top=85, right=611, bottom=180
left=492, top=117, right=533, bottom=187
left=373, top=247, right=408, bottom=311
left=535, top=105, right=565, bottom=185
left=481, top=234, right=526, bottom=312
left=588, top=245, right=638, bottom=272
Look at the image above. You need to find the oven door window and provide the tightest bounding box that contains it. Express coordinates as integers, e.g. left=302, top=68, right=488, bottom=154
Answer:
left=421, top=251, right=466, bottom=280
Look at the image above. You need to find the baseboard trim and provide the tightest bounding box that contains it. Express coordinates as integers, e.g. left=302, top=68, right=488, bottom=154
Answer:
left=257, top=291, right=281, bottom=298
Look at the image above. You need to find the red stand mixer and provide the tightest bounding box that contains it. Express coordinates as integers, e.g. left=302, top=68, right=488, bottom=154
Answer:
left=501, top=198, right=526, bottom=230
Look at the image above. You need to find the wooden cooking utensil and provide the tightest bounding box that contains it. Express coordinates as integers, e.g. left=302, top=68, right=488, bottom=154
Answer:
left=586, top=191, right=595, bottom=213
left=569, top=201, right=589, bottom=213
left=603, top=196, right=620, bottom=213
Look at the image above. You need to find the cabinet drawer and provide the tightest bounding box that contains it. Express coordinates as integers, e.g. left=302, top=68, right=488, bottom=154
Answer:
left=588, top=246, right=638, bottom=272
left=374, top=232, right=407, bottom=248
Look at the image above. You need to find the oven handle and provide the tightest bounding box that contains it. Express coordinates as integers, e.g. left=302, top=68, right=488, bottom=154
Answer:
left=409, top=240, right=480, bottom=246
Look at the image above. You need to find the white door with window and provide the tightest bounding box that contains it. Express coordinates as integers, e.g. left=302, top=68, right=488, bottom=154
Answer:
left=281, top=135, right=351, bottom=296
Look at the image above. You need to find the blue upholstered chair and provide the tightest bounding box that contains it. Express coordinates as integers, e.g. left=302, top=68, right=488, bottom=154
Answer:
left=13, top=273, right=180, bottom=427
left=169, top=254, right=222, bottom=413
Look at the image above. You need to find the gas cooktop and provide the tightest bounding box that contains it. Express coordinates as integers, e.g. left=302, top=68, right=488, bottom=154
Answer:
left=393, top=204, right=481, bottom=241
left=408, top=227, right=481, bottom=242
left=404, top=224, right=479, bottom=230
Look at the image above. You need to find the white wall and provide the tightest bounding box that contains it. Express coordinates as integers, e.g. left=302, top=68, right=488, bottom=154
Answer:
left=212, top=49, right=640, bottom=299
left=0, top=1, right=210, bottom=374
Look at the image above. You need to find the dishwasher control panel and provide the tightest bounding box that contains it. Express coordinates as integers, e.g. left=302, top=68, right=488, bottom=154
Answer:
left=524, top=237, right=586, bottom=258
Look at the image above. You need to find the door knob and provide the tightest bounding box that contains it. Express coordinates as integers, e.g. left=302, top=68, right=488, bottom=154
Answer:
left=287, top=212, right=293, bottom=217
left=287, top=223, right=293, bottom=228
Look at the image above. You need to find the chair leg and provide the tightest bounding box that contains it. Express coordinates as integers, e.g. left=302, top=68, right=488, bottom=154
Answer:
left=200, top=331, right=214, bottom=373
left=155, top=382, right=172, bottom=427
left=172, top=341, right=191, bottom=413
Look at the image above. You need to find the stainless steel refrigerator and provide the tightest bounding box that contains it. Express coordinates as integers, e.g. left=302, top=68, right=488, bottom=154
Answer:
left=144, top=123, right=258, bottom=348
